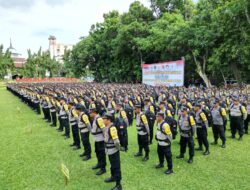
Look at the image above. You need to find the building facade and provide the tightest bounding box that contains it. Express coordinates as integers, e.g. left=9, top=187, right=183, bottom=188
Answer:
left=48, top=35, right=73, bottom=63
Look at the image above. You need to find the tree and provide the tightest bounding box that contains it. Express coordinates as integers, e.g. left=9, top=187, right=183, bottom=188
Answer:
left=0, top=45, right=14, bottom=79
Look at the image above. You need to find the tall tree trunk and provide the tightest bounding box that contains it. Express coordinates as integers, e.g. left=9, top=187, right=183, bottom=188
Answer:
left=193, top=53, right=212, bottom=88
left=230, top=61, right=242, bottom=84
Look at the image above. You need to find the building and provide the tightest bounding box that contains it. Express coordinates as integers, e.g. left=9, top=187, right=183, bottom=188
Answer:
left=48, top=35, right=73, bottom=63
left=7, top=39, right=26, bottom=69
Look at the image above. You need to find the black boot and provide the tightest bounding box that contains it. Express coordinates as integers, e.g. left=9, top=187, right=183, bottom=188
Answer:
left=83, top=155, right=91, bottom=161
left=195, top=147, right=203, bottom=151
left=134, top=152, right=142, bottom=157
left=164, top=169, right=173, bottom=175
left=211, top=141, right=218, bottom=145
left=155, top=163, right=164, bottom=169
left=187, top=157, right=193, bottom=164
left=92, top=164, right=101, bottom=170
left=176, top=154, right=184, bottom=159
left=105, top=177, right=115, bottom=183
left=203, top=150, right=210, bottom=156
left=111, top=184, right=122, bottom=190
left=96, top=168, right=106, bottom=176
left=221, top=143, right=226, bottom=148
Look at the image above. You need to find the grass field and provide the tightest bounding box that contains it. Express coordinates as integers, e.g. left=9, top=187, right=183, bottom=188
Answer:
left=0, top=86, right=250, bottom=190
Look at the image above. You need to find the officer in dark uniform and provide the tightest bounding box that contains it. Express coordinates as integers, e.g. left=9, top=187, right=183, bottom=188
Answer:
left=176, top=107, right=196, bottom=164
left=59, top=97, right=70, bottom=139
left=68, top=101, right=81, bottom=149
left=115, top=102, right=129, bottom=152
left=194, top=103, right=210, bottom=155
left=103, top=113, right=122, bottom=190
left=50, top=96, right=57, bottom=127
left=75, top=104, right=92, bottom=160
left=134, top=104, right=150, bottom=161
left=155, top=112, right=173, bottom=175
left=229, top=97, right=247, bottom=140
left=144, top=98, right=156, bottom=145
left=89, top=106, right=107, bottom=175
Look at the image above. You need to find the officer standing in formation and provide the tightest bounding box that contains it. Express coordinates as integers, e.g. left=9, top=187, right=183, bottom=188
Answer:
left=176, top=107, right=196, bottom=163
left=134, top=104, right=150, bottom=161
left=211, top=100, right=227, bottom=148
left=155, top=112, right=173, bottom=174
left=229, top=97, right=247, bottom=140
left=103, top=113, right=122, bottom=190
left=6, top=83, right=250, bottom=190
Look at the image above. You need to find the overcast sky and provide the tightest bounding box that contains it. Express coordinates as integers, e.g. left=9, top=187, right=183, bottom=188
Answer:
left=0, top=0, right=153, bottom=57
left=1, top=0, right=198, bottom=58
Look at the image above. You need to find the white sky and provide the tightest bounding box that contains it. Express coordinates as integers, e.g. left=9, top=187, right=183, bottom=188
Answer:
left=0, top=0, right=150, bottom=57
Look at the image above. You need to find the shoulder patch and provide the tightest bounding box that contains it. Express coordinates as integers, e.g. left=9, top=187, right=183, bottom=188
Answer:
left=110, top=126, right=118, bottom=139
left=97, top=118, right=105, bottom=129
left=189, top=116, right=196, bottom=126
left=141, top=114, right=148, bottom=125
left=163, top=123, right=171, bottom=135
left=200, top=112, right=207, bottom=122
left=63, top=104, right=69, bottom=111
left=82, top=114, right=90, bottom=125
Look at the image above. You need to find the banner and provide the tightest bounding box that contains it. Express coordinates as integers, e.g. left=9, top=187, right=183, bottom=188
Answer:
left=142, top=60, right=184, bottom=86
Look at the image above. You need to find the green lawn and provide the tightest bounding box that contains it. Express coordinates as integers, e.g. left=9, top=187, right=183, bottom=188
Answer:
left=0, top=86, right=250, bottom=190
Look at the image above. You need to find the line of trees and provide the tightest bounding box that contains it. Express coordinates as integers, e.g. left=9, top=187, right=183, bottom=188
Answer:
left=63, top=0, right=250, bottom=87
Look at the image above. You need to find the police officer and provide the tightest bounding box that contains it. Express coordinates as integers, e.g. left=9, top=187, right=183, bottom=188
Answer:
left=176, top=107, right=196, bottom=164
left=134, top=104, right=150, bottom=161
left=116, top=102, right=129, bottom=152
left=50, top=96, right=57, bottom=127
left=155, top=112, right=173, bottom=175
left=194, top=103, right=210, bottom=155
left=229, top=97, right=247, bottom=140
left=211, top=100, right=227, bottom=148
left=144, top=98, right=156, bottom=144
left=89, top=106, right=106, bottom=175
left=59, top=97, right=70, bottom=139
left=103, top=113, right=122, bottom=190
left=76, top=104, right=92, bottom=161
left=68, top=101, right=81, bottom=150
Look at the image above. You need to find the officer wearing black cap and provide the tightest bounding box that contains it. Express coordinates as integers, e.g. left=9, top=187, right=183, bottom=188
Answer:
left=76, top=104, right=92, bottom=161
left=50, top=96, right=57, bottom=127
left=155, top=112, right=173, bottom=175
left=103, top=113, right=122, bottom=190
left=115, top=102, right=129, bottom=152
left=194, top=103, right=210, bottom=155
left=134, top=104, right=150, bottom=161
left=89, top=105, right=107, bottom=175
left=59, top=97, right=70, bottom=139
left=211, top=100, right=227, bottom=148
left=144, top=98, right=156, bottom=144
left=229, top=96, right=247, bottom=140
left=68, top=101, right=81, bottom=150
left=176, top=107, right=196, bottom=164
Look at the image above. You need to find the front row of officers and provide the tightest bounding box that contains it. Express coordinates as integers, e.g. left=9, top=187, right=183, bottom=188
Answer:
left=12, top=89, right=249, bottom=190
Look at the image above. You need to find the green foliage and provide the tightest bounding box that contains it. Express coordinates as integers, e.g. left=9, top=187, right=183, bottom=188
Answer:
left=21, top=48, right=60, bottom=78
left=63, top=0, right=250, bottom=85
left=0, top=45, right=14, bottom=79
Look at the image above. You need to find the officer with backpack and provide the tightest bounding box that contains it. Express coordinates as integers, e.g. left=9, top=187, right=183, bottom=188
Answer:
left=229, top=97, right=247, bottom=140
left=211, top=100, right=227, bottom=148
left=155, top=112, right=173, bottom=175
left=176, top=107, right=196, bottom=164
